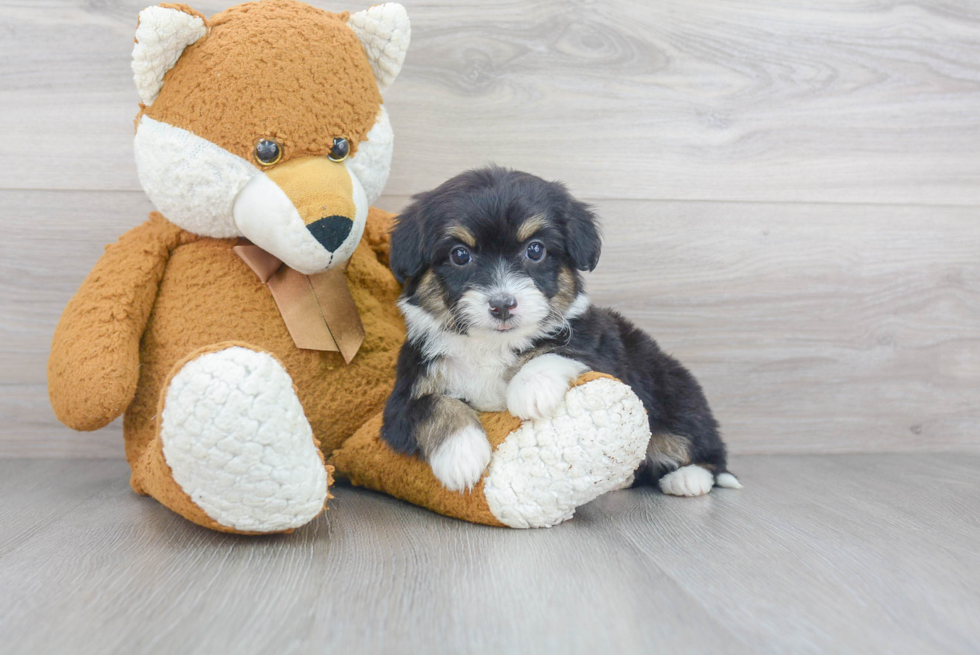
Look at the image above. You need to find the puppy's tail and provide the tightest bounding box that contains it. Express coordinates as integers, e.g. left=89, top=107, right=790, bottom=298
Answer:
left=715, top=471, right=743, bottom=489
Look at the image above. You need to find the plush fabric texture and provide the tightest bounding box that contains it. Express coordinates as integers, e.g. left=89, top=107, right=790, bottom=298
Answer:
left=347, top=3, right=411, bottom=92
left=134, top=115, right=257, bottom=238
left=131, top=341, right=335, bottom=535
left=159, top=345, right=331, bottom=532
left=331, top=407, right=521, bottom=528
left=49, top=208, right=404, bottom=530
left=49, top=216, right=193, bottom=432
left=132, top=5, right=208, bottom=106
left=482, top=375, right=650, bottom=528
left=347, top=106, right=393, bottom=205
left=142, top=0, right=383, bottom=164
left=330, top=372, right=650, bottom=528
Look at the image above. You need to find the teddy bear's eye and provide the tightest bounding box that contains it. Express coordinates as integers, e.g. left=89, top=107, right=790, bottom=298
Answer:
left=254, top=139, right=282, bottom=166
left=328, top=137, right=350, bottom=162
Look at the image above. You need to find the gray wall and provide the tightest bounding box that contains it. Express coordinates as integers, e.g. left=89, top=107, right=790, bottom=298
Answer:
left=2, top=0, right=978, bottom=458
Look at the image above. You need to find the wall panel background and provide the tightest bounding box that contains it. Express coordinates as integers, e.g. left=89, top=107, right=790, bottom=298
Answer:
left=1, top=0, right=977, bottom=456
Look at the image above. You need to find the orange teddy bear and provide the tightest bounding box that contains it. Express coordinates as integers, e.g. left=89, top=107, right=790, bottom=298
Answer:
left=48, top=0, right=651, bottom=535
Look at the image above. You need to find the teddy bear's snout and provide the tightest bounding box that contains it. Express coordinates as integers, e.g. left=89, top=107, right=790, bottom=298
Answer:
left=307, top=215, right=353, bottom=252
left=233, top=154, right=367, bottom=274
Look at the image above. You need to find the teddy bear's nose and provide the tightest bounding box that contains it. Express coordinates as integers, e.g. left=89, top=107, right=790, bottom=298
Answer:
left=307, top=215, right=353, bottom=252
left=261, top=155, right=359, bottom=255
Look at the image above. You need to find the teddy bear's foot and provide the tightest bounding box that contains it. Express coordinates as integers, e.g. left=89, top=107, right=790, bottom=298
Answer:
left=144, top=345, right=330, bottom=533
left=330, top=373, right=650, bottom=529
left=482, top=375, right=650, bottom=528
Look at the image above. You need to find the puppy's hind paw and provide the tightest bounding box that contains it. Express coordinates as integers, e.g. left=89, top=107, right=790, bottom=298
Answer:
left=507, top=354, right=589, bottom=421
left=659, top=465, right=715, bottom=497
left=429, top=425, right=492, bottom=493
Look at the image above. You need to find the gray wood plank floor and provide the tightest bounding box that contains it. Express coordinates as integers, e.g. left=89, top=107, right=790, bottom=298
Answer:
left=1, top=454, right=978, bottom=654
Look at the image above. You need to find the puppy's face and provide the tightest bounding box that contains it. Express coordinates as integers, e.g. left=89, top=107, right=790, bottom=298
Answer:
left=391, top=167, right=601, bottom=345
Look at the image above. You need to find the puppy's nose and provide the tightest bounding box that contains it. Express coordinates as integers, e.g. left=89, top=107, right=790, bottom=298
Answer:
left=488, top=295, right=518, bottom=321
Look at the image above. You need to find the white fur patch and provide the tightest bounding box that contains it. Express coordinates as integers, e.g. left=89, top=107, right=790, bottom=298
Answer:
left=348, top=3, right=411, bottom=92
left=507, top=354, right=589, bottom=420
left=134, top=116, right=256, bottom=238
left=348, top=106, right=393, bottom=205
left=233, top=166, right=368, bottom=274
left=399, top=299, right=527, bottom=412
left=160, top=347, right=329, bottom=532
left=429, top=424, right=492, bottom=492
left=457, top=266, right=551, bottom=339
left=565, top=293, right=591, bottom=320
left=132, top=6, right=207, bottom=106
left=716, top=472, right=743, bottom=489
left=484, top=377, right=650, bottom=528
left=659, top=464, right=715, bottom=497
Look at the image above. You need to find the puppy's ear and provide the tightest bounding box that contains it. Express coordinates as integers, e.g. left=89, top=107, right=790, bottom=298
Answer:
left=562, top=196, right=602, bottom=272
left=390, top=201, right=430, bottom=284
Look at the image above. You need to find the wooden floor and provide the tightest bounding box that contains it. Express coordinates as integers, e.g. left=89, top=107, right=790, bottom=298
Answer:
left=1, top=454, right=978, bottom=654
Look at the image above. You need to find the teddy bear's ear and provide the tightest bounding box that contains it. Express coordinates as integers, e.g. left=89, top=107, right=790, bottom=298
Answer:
left=348, top=3, right=411, bottom=92
left=132, top=4, right=208, bottom=106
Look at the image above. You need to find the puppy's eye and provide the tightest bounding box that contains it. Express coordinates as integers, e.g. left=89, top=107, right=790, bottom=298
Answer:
left=328, top=137, right=350, bottom=162
left=254, top=139, right=282, bottom=166
left=450, top=246, right=471, bottom=266
left=525, top=241, right=546, bottom=262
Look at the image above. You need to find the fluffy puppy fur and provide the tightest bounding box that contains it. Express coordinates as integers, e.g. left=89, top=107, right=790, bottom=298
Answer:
left=383, top=166, right=740, bottom=496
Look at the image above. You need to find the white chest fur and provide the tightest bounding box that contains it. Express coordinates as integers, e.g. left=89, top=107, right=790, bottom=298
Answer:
left=399, top=299, right=544, bottom=412
left=428, top=335, right=521, bottom=411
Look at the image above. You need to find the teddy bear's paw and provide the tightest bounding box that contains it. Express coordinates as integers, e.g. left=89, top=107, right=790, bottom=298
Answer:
left=506, top=354, right=589, bottom=421
left=658, top=465, right=716, bottom=497
left=429, top=424, right=492, bottom=493
left=160, top=346, right=329, bottom=533
left=484, top=377, right=650, bottom=528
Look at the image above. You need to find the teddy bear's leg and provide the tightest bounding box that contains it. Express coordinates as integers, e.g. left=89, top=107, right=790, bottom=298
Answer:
left=132, top=344, right=330, bottom=534
left=480, top=374, right=650, bottom=528
left=331, top=373, right=650, bottom=529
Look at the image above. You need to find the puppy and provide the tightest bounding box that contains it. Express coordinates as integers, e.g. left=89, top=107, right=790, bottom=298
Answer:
left=382, top=166, right=741, bottom=496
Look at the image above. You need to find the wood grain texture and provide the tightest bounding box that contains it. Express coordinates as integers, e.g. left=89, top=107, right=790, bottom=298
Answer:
left=0, top=385, right=123, bottom=458
left=1, top=0, right=979, bottom=203
left=2, top=1, right=979, bottom=456
left=4, top=190, right=976, bottom=456
left=584, top=199, right=980, bottom=454
left=587, top=453, right=980, bottom=653
left=0, top=455, right=978, bottom=654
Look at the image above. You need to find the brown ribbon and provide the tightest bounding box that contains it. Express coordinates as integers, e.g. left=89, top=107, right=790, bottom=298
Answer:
left=234, top=241, right=365, bottom=364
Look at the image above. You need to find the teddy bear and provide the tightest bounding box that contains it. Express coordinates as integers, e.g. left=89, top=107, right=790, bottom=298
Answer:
left=47, top=0, right=651, bottom=535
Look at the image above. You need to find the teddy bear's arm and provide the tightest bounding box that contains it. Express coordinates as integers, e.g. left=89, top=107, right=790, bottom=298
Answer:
left=48, top=214, right=187, bottom=431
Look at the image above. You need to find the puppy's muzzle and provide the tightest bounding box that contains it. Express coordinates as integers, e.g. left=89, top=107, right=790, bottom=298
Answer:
left=265, top=156, right=356, bottom=252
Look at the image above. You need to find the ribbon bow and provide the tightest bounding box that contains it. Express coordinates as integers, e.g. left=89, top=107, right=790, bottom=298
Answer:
left=234, top=241, right=365, bottom=364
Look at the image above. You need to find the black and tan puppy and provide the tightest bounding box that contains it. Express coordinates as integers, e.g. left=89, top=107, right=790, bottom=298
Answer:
left=383, top=166, right=741, bottom=495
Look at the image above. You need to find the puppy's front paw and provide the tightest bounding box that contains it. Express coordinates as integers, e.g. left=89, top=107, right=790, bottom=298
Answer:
left=507, top=354, right=589, bottom=420
left=429, top=425, right=492, bottom=492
